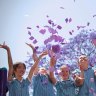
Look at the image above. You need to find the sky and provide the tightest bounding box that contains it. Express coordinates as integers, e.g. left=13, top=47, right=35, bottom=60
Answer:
left=0, top=0, right=96, bottom=68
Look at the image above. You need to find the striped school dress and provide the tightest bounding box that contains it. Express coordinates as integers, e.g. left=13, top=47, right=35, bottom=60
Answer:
left=78, top=67, right=96, bottom=96
left=8, top=78, right=30, bottom=96
left=55, top=79, right=79, bottom=96
left=32, top=74, right=56, bottom=96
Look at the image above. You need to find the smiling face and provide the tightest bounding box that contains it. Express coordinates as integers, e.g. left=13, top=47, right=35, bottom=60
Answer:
left=60, top=65, right=70, bottom=80
left=13, top=62, right=26, bottom=78
left=78, top=55, right=88, bottom=70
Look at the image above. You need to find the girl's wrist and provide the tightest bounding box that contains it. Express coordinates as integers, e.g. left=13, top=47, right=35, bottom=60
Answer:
left=49, top=66, right=55, bottom=72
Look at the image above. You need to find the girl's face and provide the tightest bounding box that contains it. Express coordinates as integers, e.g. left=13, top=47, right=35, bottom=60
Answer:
left=60, top=66, right=70, bottom=80
left=39, top=67, right=47, bottom=75
left=78, top=55, right=88, bottom=70
left=14, top=64, right=26, bottom=77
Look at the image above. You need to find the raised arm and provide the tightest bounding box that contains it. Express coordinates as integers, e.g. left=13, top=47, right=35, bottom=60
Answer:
left=28, top=51, right=48, bottom=80
left=49, top=56, right=57, bottom=84
left=26, top=43, right=39, bottom=75
left=0, top=43, right=13, bottom=81
left=26, top=44, right=48, bottom=80
left=26, top=43, right=38, bottom=61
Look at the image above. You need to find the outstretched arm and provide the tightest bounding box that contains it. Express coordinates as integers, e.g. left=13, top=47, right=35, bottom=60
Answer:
left=27, top=47, right=48, bottom=80
left=49, top=55, right=57, bottom=84
left=26, top=43, right=39, bottom=74
left=26, top=43, right=38, bottom=61
left=0, top=43, right=13, bottom=81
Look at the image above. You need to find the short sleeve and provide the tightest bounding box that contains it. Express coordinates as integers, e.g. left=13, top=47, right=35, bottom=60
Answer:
left=25, top=78, right=31, bottom=86
left=55, top=81, right=61, bottom=90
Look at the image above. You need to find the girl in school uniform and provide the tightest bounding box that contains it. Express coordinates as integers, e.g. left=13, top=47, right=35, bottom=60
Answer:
left=77, top=55, right=96, bottom=96
left=26, top=43, right=56, bottom=96
left=49, top=54, right=84, bottom=96
left=0, top=43, right=47, bottom=96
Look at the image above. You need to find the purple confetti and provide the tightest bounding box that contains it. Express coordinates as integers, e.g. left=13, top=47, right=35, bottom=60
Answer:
left=60, top=7, right=64, bottom=9
left=28, top=31, right=31, bottom=36
left=46, top=44, right=51, bottom=50
left=87, top=22, right=90, bottom=26
left=77, top=26, right=80, bottom=30
left=89, top=88, right=94, bottom=93
left=36, top=25, right=40, bottom=28
left=48, top=27, right=58, bottom=34
left=29, top=36, right=34, bottom=40
left=42, top=79, right=48, bottom=85
left=46, top=15, right=49, bottom=18
left=27, top=27, right=32, bottom=29
left=69, top=18, right=72, bottom=23
left=93, top=14, right=96, bottom=17
left=65, top=18, right=68, bottom=23
left=57, top=25, right=62, bottom=29
left=90, top=78, right=94, bottom=82
left=52, top=44, right=61, bottom=53
left=39, top=29, right=46, bottom=34
left=69, top=31, right=72, bottom=35
left=33, top=39, right=37, bottom=44
left=48, top=19, right=53, bottom=24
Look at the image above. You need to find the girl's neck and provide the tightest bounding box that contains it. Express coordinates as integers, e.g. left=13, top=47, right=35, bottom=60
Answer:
left=16, top=76, right=23, bottom=81
left=62, top=77, right=69, bottom=81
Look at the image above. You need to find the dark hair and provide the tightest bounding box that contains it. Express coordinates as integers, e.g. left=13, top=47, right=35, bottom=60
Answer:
left=12, top=62, right=26, bottom=77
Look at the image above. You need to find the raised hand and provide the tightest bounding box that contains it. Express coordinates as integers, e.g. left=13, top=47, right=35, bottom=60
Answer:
left=26, top=43, right=35, bottom=50
left=0, top=42, right=13, bottom=81
left=0, top=42, right=10, bottom=50
left=75, top=75, right=84, bottom=86
left=26, top=43, right=38, bottom=62
left=39, top=50, right=48, bottom=59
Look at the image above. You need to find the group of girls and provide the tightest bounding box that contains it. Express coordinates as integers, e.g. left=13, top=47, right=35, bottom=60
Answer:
left=0, top=43, right=96, bottom=96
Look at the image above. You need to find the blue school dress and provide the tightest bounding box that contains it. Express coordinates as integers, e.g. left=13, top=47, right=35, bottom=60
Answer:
left=32, top=74, right=56, bottom=96
left=55, top=79, right=79, bottom=96
left=8, top=78, right=30, bottom=96
left=78, top=67, right=96, bottom=96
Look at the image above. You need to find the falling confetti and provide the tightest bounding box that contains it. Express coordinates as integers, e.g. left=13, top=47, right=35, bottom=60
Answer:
left=69, top=18, right=72, bottom=23
left=36, top=25, right=40, bottom=28
left=27, top=27, right=32, bottom=29
left=93, top=14, right=96, bottom=17
left=57, top=25, right=62, bottom=29
left=39, top=29, right=46, bottom=34
left=33, top=39, right=38, bottom=44
left=28, top=31, right=31, bottom=36
left=60, top=7, right=64, bottom=9
left=29, top=36, right=34, bottom=40
left=52, top=44, right=61, bottom=53
left=87, top=22, right=90, bottom=26
left=65, top=18, right=68, bottom=23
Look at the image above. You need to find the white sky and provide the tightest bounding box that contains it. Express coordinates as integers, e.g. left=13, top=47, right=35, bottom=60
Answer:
left=0, top=0, right=96, bottom=68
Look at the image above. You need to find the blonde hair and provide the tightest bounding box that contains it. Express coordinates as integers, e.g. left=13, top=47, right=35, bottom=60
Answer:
left=60, top=65, right=70, bottom=71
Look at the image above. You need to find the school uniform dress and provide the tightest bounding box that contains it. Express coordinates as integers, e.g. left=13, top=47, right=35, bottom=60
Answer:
left=55, top=79, right=79, bottom=96
left=78, top=67, right=96, bottom=96
left=32, top=74, right=56, bottom=96
left=8, top=78, right=30, bottom=96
